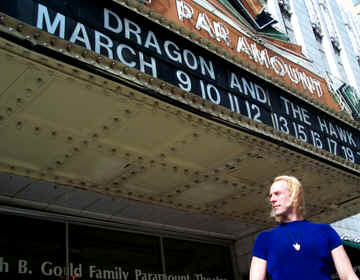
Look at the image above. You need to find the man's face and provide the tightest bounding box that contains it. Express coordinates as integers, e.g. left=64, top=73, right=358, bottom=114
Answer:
left=269, top=180, right=293, bottom=219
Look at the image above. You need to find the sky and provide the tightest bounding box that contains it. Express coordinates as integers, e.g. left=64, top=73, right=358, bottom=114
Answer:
left=341, top=0, right=355, bottom=11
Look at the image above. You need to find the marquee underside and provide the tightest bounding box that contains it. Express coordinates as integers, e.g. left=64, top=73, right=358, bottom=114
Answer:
left=0, top=36, right=359, bottom=237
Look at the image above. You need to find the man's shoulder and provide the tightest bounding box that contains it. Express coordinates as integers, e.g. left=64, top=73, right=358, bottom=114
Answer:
left=257, top=225, right=281, bottom=238
left=254, top=227, right=277, bottom=245
left=303, top=220, right=335, bottom=232
left=303, top=220, right=342, bottom=248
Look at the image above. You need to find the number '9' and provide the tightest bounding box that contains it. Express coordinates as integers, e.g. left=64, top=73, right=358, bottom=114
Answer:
left=176, top=70, right=192, bottom=92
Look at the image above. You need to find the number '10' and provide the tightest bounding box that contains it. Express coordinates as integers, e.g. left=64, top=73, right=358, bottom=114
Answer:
left=176, top=70, right=221, bottom=105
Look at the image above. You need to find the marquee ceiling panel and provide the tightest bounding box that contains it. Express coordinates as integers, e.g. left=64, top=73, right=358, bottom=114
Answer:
left=0, top=36, right=359, bottom=234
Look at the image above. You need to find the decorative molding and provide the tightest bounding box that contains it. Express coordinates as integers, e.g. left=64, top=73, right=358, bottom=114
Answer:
left=330, top=35, right=341, bottom=52
left=304, top=0, right=323, bottom=38
left=311, top=20, right=323, bottom=38
left=135, top=0, right=151, bottom=4
left=278, top=0, right=291, bottom=15
left=318, top=0, right=341, bottom=52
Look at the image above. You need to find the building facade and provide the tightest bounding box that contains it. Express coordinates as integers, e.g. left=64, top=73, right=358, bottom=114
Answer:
left=268, top=0, right=360, bottom=119
left=352, top=0, right=360, bottom=24
left=0, top=0, right=359, bottom=279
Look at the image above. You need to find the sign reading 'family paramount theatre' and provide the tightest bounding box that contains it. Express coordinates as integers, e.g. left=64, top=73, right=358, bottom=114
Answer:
left=1, top=0, right=359, bottom=164
left=0, top=258, right=227, bottom=280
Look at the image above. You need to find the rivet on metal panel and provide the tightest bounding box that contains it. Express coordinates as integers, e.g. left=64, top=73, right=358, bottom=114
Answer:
left=123, top=67, right=130, bottom=74
left=34, top=126, right=41, bottom=135
left=125, top=0, right=133, bottom=6
left=16, top=98, right=23, bottom=105
left=168, top=22, right=175, bottom=30
left=48, top=38, right=57, bottom=47
left=36, top=78, right=43, bottom=86
left=178, top=27, right=186, bottom=36
left=159, top=16, right=169, bottom=24
left=136, top=72, right=143, bottom=80
left=96, top=56, right=103, bottom=63
left=110, top=61, right=117, bottom=69
left=4, top=107, right=12, bottom=116
left=65, top=44, right=72, bottom=52
left=0, top=15, right=5, bottom=25
left=81, top=50, right=89, bottom=58
left=16, top=121, right=22, bottom=129
left=114, top=87, right=122, bottom=95
left=160, top=82, right=168, bottom=90
left=33, top=32, right=40, bottom=39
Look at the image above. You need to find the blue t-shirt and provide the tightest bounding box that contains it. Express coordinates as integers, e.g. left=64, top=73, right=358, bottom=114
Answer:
left=252, top=220, right=342, bottom=280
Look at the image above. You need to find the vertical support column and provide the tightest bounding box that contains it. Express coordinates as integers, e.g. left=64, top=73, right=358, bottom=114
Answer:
left=234, top=234, right=258, bottom=280
left=66, top=222, right=69, bottom=280
left=160, top=236, right=167, bottom=275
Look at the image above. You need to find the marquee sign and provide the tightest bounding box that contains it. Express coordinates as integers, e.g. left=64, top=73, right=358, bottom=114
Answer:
left=149, top=0, right=340, bottom=111
left=1, top=0, right=359, bottom=165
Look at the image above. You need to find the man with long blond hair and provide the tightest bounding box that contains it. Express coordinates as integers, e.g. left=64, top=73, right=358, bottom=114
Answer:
left=249, top=175, right=358, bottom=280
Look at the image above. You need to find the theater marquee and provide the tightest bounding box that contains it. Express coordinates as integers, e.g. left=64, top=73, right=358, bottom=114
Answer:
left=149, top=0, right=339, bottom=109
left=1, top=0, right=359, bottom=165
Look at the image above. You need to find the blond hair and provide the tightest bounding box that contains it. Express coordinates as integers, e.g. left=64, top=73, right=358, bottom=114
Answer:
left=270, top=175, right=306, bottom=221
